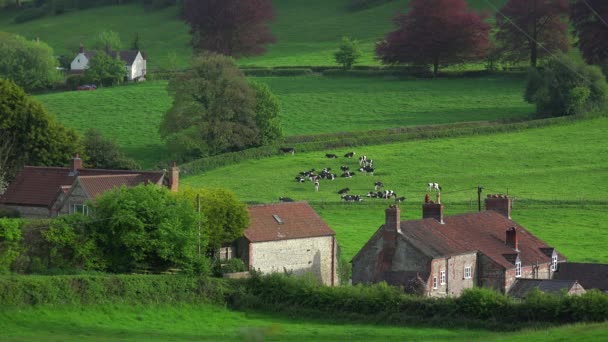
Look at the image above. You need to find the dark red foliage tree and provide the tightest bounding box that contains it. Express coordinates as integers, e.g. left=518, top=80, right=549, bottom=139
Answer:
left=571, top=0, right=608, bottom=71
left=495, top=0, right=569, bottom=67
left=182, top=0, right=276, bottom=58
left=376, top=0, right=490, bottom=76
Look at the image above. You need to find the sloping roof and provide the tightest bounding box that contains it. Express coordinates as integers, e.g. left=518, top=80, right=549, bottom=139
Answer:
left=0, top=166, right=164, bottom=207
left=78, top=174, right=160, bottom=199
left=245, top=202, right=335, bottom=242
left=553, top=262, right=608, bottom=292
left=108, top=50, right=141, bottom=65
left=508, top=279, right=581, bottom=298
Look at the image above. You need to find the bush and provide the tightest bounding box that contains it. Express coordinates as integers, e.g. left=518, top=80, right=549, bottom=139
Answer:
left=0, top=218, right=23, bottom=274
left=14, top=8, right=47, bottom=23
left=213, top=258, right=246, bottom=276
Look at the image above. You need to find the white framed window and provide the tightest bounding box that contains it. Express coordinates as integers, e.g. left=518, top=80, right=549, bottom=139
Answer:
left=70, top=203, right=89, bottom=216
left=464, top=266, right=472, bottom=279
left=432, top=277, right=437, bottom=289
left=515, top=261, right=522, bottom=278
left=551, top=255, right=558, bottom=271
left=440, top=271, right=446, bottom=285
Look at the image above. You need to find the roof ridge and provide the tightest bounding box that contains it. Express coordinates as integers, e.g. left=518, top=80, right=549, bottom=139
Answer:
left=78, top=174, right=143, bottom=179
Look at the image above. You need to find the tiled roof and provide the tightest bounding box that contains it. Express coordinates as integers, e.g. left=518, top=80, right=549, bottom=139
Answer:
left=508, top=279, right=580, bottom=298
left=0, top=166, right=163, bottom=207
left=553, top=262, right=608, bottom=292
left=245, top=202, right=335, bottom=242
left=78, top=174, right=161, bottom=199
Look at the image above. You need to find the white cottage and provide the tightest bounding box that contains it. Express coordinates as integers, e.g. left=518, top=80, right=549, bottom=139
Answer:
left=70, top=45, right=147, bottom=81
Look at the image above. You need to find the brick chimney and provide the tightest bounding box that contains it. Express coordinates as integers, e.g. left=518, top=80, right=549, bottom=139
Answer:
left=485, top=194, right=511, bottom=219
left=170, top=162, right=179, bottom=192
left=506, top=227, right=518, bottom=251
left=422, top=193, right=444, bottom=224
left=383, top=205, right=401, bottom=253
left=71, top=153, right=83, bottom=172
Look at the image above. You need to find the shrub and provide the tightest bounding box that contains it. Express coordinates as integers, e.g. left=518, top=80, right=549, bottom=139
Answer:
left=14, top=8, right=47, bottom=23
left=0, top=218, right=22, bottom=274
left=213, top=258, right=246, bottom=276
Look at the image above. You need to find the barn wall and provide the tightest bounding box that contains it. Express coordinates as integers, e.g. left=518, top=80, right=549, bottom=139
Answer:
left=251, top=235, right=336, bottom=286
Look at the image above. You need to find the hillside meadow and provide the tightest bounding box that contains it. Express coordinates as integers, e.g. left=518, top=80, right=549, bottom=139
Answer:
left=1, top=303, right=607, bottom=341
left=182, top=116, right=608, bottom=262
left=36, top=75, right=532, bottom=167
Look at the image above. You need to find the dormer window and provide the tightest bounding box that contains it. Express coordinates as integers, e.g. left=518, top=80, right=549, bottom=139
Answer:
left=515, top=261, right=522, bottom=277
left=551, top=254, right=558, bottom=271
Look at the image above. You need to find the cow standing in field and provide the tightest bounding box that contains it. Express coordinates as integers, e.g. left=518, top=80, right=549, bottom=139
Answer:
left=374, top=181, right=384, bottom=190
left=428, top=183, right=442, bottom=192
left=344, top=151, right=356, bottom=158
left=326, top=153, right=338, bottom=159
left=359, top=155, right=368, bottom=166
left=280, top=147, right=295, bottom=155
left=314, top=179, right=320, bottom=192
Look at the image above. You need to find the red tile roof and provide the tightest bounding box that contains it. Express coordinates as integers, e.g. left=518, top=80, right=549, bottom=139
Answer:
left=78, top=174, right=161, bottom=199
left=0, top=166, right=164, bottom=207
left=245, top=202, right=335, bottom=242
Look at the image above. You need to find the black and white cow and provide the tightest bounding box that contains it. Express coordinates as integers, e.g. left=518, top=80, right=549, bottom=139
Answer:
left=395, top=196, right=406, bottom=203
left=344, top=151, right=356, bottom=158
left=340, top=165, right=350, bottom=172
left=374, top=181, right=384, bottom=190
left=280, top=147, right=295, bottom=155
left=358, top=155, right=368, bottom=166
left=338, top=188, right=350, bottom=195
left=326, top=153, right=338, bottom=159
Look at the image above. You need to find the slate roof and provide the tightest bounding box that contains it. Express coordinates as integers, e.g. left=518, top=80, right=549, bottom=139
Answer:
left=508, top=279, right=581, bottom=298
left=245, top=202, right=335, bottom=242
left=553, top=262, right=608, bottom=292
left=80, top=50, right=143, bottom=66
left=0, top=166, right=164, bottom=208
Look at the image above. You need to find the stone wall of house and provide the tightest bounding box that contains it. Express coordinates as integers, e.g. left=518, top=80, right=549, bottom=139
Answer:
left=250, top=235, right=337, bottom=286
left=1, top=205, right=50, bottom=218
left=426, top=253, right=477, bottom=298
left=351, top=231, right=382, bottom=285
left=57, top=183, right=89, bottom=215
left=478, top=254, right=506, bottom=292
left=504, top=262, right=553, bottom=293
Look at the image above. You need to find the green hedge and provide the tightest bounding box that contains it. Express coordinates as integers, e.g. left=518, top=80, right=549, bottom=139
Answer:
left=242, top=68, right=314, bottom=77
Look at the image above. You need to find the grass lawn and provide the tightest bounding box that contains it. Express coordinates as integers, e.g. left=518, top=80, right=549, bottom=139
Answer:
left=1, top=303, right=606, bottom=341
left=183, top=117, right=608, bottom=261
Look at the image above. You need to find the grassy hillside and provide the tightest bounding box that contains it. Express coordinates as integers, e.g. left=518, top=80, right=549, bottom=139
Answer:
left=1, top=303, right=606, bottom=341
left=182, top=117, right=608, bottom=262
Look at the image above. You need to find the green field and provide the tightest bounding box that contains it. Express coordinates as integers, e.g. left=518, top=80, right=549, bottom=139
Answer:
left=1, top=303, right=606, bottom=341
left=183, top=117, right=608, bottom=262
left=36, top=75, right=531, bottom=167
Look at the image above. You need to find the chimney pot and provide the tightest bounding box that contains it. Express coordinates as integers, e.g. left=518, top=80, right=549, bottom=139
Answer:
left=485, top=194, right=512, bottom=219
left=170, top=162, right=180, bottom=192
left=422, top=195, right=444, bottom=224
left=506, top=227, right=519, bottom=251
left=71, top=154, right=83, bottom=171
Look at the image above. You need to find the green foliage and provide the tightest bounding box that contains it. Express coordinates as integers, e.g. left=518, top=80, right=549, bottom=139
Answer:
left=249, top=81, right=283, bottom=145
left=93, top=30, right=122, bottom=52
left=213, top=258, right=246, bottom=276
left=525, top=55, right=608, bottom=117
left=0, top=32, right=59, bottom=91
left=334, top=37, right=362, bottom=70
left=92, top=185, right=203, bottom=273
left=14, top=7, right=47, bottom=23
left=0, top=218, right=22, bottom=274
left=84, top=50, right=126, bottom=87
left=458, top=287, right=509, bottom=320
left=83, top=128, right=140, bottom=170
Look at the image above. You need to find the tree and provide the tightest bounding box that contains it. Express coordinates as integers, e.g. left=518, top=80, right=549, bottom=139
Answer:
left=376, top=0, right=490, bottom=76
left=0, top=79, right=83, bottom=179
left=0, top=32, right=59, bottom=91
left=84, top=51, right=126, bottom=86
left=182, top=0, right=276, bottom=57
left=83, top=129, right=140, bottom=170
left=525, top=55, right=608, bottom=117
left=249, top=81, right=283, bottom=145
left=92, top=185, right=202, bottom=273
left=179, top=187, right=248, bottom=257
left=571, top=0, right=608, bottom=75
left=160, top=53, right=260, bottom=160
left=495, top=0, right=569, bottom=68
left=93, top=30, right=122, bottom=53
left=131, top=32, right=141, bottom=50
left=334, top=37, right=362, bottom=70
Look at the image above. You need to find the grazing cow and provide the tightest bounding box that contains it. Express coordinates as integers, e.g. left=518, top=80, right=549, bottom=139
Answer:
left=295, top=176, right=306, bottom=183
left=341, top=194, right=362, bottom=202
left=340, top=165, right=349, bottom=172
left=358, top=155, right=368, bottom=166
left=326, top=153, right=338, bottom=159
left=359, top=166, right=374, bottom=176
left=364, top=159, right=373, bottom=167
left=279, top=147, right=295, bottom=155
left=338, top=188, right=350, bottom=195
left=279, top=197, right=294, bottom=202
left=314, top=180, right=320, bottom=192
left=344, top=151, right=356, bottom=158
left=427, top=183, right=442, bottom=192
left=374, top=181, right=384, bottom=190
left=383, top=190, right=396, bottom=199
left=341, top=171, right=354, bottom=178
left=395, top=196, right=406, bottom=203
left=366, top=191, right=378, bottom=198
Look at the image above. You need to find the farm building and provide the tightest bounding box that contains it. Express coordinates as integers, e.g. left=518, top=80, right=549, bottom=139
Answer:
left=234, top=202, right=338, bottom=286
left=0, top=155, right=178, bottom=218
left=70, top=45, right=147, bottom=81
left=552, top=262, right=608, bottom=293
left=507, top=279, right=586, bottom=299
left=352, top=194, right=566, bottom=297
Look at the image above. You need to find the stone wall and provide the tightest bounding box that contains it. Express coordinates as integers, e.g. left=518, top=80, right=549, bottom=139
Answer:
left=57, top=182, right=89, bottom=215
left=0, top=205, right=50, bottom=218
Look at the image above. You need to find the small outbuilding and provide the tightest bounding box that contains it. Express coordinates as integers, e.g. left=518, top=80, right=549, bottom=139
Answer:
left=508, top=279, right=586, bottom=299
left=552, top=262, right=608, bottom=293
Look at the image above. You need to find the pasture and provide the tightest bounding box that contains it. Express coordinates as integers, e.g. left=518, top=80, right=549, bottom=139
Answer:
left=36, top=75, right=531, bottom=167
left=183, top=117, right=608, bottom=262
left=1, top=303, right=606, bottom=341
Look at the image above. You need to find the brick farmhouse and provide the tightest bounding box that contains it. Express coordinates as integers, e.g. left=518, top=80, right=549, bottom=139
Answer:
left=352, top=194, right=566, bottom=297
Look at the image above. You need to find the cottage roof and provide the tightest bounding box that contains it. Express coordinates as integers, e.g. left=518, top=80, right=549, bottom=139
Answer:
left=0, top=166, right=164, bottom=208
left=508, top=279, right=582, bottom=298
left=80, top=50, right=143, bottom=66
left=245, top=202, right=335, bottom=242
left=77, top=174, right=160, bottom=199
left=553, top=262, right=608, bottom=292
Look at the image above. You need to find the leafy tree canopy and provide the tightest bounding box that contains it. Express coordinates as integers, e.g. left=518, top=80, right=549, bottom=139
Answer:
left=84, top=51, right=126, bottom=87
left=334, top=37, right=362, bottom=70
left=249, top=81, right=283, bottom=145
left=93, top=30, right=122, bottom=53
left=83, top=128, right=140, bottom=170
left=571, top=0, right=608, bottom=75
left=0, top=32, right=59, bottom=91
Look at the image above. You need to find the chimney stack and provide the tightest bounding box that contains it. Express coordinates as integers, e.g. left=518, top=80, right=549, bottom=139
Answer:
left=170, top=162, right=180, bottom=192
left=383, top=205, right=401, bottom=253
left=422, top=194, right=444, bottom=224
left=71, top=153, right=83, bottom=172
left=506, top=227, right=519, bottom=251
left=485, top=194, right=512, bottom=219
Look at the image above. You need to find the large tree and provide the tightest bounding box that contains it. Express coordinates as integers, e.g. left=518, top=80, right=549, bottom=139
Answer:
left=495, top=0, right=569, bottom=68
left=93, top=30, right=122, bottom=53
left=84, top=51, right=126, bottom=87
left=0, top=79, right=83, bottom=178
left=83, top=129, right=140, bottom=170
left=182, top=0, right=276, bottom=57
left=571, top=0, right=608, bottom=74
left=0, top=32, right=59, bottom=91
left=376, top=0, right=490, bottom=76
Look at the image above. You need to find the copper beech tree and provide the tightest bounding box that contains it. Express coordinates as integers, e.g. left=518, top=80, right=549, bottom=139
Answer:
left=495, top=0, right=569, bottom=68
left=376, top=0, right=490, bottom=76
left=571, top=0, right=608, bottom=74
left=182, top=0, right=276, bottom=57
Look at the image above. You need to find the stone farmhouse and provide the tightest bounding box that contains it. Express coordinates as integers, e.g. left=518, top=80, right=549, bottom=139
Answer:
left=233, top=202, right=338, bottom=286
left=352, top=194, right=566, bottom=297
left=70, top=45, right=147, bottom=81
left=0, top=155, right=178, bottom=218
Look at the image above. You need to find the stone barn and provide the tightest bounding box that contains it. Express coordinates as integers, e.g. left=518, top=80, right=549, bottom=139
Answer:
left=352, top=194, right=565, bottom=297
left=235, top=202, right=338, bottom=286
